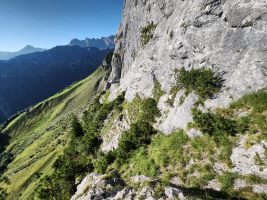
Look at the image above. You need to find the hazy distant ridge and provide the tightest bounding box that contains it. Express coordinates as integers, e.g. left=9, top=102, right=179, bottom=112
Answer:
left=0, top=36, right=115, bottom=61
left=0, top=46, right=111, bottom=123
left=0, top=45, right=44, bottom=60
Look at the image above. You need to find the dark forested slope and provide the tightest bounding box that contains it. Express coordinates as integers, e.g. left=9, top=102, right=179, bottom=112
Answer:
left=0, top=46, right=112, bottom=123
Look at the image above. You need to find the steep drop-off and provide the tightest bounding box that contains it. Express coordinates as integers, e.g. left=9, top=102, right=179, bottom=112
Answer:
left=0, top=57, right=111, bottom=199
left=72, top=0, right=267, bottom=199
left=0, top=46, right=111, bottom=123
left=1, top=0, right=267, bottom=200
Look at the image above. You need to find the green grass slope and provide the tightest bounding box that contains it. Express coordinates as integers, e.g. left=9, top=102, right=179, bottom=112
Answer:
left=0, top=67, right=109, bottom=200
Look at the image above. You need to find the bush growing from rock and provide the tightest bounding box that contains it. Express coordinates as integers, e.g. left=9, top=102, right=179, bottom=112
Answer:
left=35, top=94, right=126, bottom=199
left=149, top=130, right=189, bottom=167
left=218, top=172, right=237, bottom=192
left=70, top=115, right=84, bottom=137
left=140, top=22, right=157, bottom=45
left=178, top=67, right=223, bottom=100
left=94, top=152, right=116, bottom=174
left=192, top=109, right=239, bottom=137
left=140, top=98, right=160, bottom=123
left=153, top=79, right=165, bottom=102
left=128, top=147, right=159, bottom=177
left=117, top=121, right=157, bottom=161
left=0, top=186, right=7, bottom=200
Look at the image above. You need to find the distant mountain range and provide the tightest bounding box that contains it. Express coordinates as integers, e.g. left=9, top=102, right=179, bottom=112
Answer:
left=0, top=46, right=112, bottom=123
left=69, top=35, right=115, bottom=49
left=0, top=35, right=115, bottom=123
left=0, top=45, right=44, bottom=60
left=0, top=36, right=115, bottom=61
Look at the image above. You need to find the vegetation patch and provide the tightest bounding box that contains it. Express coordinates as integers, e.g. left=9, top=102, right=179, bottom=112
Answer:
left=187, top=163, right=216, bottom=188
left=179, top=95, right=186, bottom=105
left=192, top=109, right=242, bottom=137
left=190, top=135, right=216, bottom=156
left=218, top=172, right=238, bottom=193
left=230, top=89, right=267, bottom=113
left=167, top=67, right=223, bottom=105
left=191, top=108, right=246, bottom=166
left=123, top=97, right=160, bottom=123
left=35, top=94, right=159, bottom=199
left=93, top=152, right=116, bottom=174
left=230, top=89, right=267, bottom=136
left=127, top=147, right=159, bottom=177
left=101, top=89, right=111, bottom=104
left=0, top=186, right=7, bottom=200
left=93, top=97, right=160, bottom=181
left=34, top=92, right=125, bottom=199
left=9, top=81, right=266, bottom=200
left=140, top=22, right=157, bottom=45
left=34, top=89, right=267, bottom=200
left=243, top=174, right=267, bottom=185
left=235, top=187, right=267, bottom=200
left=178, top=67, right=223, bottom=100
left=149, top=131, right=189, bottom=168
left=189, top=90, right=267, bottom=170
left=122, top=96, right=142, bottom=122
left=119, top=130, right=217, bottom=191
left=139, top=98, right=160, bottom=123
left=167, top=70, right=180, bottom=106
left=116, top=121, right=157, bottom=164
left=169, top=31, right=174, bottom=40
left=153, top=79, right=165, bottom=102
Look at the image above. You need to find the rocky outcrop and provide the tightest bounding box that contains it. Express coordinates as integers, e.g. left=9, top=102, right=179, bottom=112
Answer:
left=70, top=173, right=156, bottom=200
left=231, top=135, right=267, bottom=178
left=70, top=173, right=207, bottom=200
left=157, top=91, right=199, bottom=134
left=101, top=112, right=130, bottom=152
left=72, top=1, right=267, bottom=199
left=108, top=0, right=267, bottom=133
left=70, top=173, right=125, bottom=200
left=71, top=173, right=232, bottom=200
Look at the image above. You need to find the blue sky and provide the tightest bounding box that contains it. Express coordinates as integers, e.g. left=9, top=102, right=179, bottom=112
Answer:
left=0, top=0, right=124, bottom=51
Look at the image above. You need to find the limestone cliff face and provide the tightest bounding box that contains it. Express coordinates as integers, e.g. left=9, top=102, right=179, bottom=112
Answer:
left=109, top=0, right=267, bottom=133
left=71, top=1, right=267, bottom=199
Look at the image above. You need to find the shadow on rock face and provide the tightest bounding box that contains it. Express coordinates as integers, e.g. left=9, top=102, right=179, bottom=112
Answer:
left=169, top=183, right=247, bottom=200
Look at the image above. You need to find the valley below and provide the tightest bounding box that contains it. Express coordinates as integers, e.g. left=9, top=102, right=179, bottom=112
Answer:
left=1, top=0, right=267, bottom=199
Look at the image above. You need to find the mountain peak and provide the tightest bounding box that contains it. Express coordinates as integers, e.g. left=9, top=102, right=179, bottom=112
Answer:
left=69, top=35, right=115, bottom=49
left=0, top=45, right=44, bottom=60
left=22, top=45, right=35, bottom=50
left=19, top=45, right=43, bottom=53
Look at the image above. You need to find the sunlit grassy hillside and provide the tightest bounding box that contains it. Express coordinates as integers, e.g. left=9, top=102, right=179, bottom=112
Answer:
left=0, top=66, right=109, bottom=200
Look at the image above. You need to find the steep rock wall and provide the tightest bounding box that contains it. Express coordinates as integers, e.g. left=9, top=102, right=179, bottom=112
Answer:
left=109, top=0, right=267, bottom=133
left=71, top=1, right=267, bottom=199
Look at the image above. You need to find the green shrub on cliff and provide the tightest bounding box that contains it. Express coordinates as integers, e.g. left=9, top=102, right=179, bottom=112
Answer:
left=141, top=22, right=157, bottom=45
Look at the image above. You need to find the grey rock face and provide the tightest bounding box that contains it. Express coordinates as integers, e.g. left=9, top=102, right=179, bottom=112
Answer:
left=108, top=0, right=267, bottom=133
left=101, top=111, right=130, bottom=152
left=82, top=1, right=267, bottom=199
left=70, top=173, right=155, bottom=200
left=164, top=187, right=186, bottom=200
left=234, top=179, right=267, bottom=194
left=70, top=173, right=126, bottom=200
left=231, top=135, right=267, bottom=179
left=71, top=173, right=189, bottom=200
left=157, top=91, right=199, bottom=134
